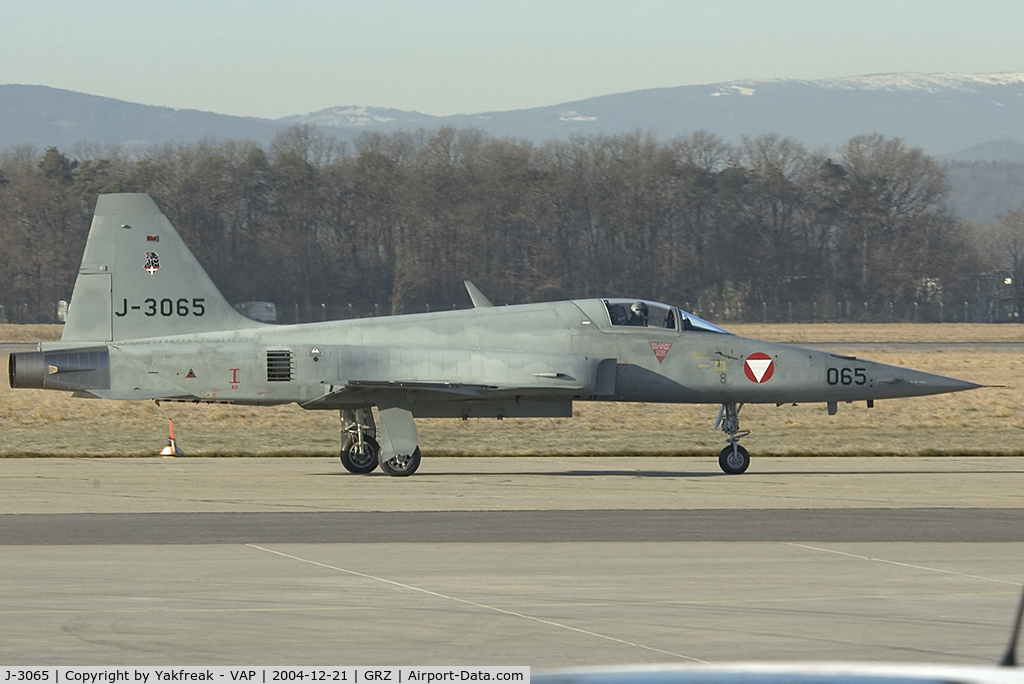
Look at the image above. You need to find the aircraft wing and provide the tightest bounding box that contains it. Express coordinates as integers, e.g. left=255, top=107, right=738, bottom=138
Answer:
left=73, top=390, right=203, bottom=401
left=301, top=381, right=491, bottom=406
left=299, top=375, right=591, bottom=409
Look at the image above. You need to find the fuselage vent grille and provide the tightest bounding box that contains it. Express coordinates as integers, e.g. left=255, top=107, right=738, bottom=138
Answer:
left=267, top=350, right=294, bottom=382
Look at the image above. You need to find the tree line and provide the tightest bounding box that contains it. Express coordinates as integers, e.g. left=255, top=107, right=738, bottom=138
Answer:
left=0, top=126, right=1020, bottom=324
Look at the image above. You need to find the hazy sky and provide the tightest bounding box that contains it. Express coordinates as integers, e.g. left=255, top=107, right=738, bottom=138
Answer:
left=2, top=0, right=1022, bottom=120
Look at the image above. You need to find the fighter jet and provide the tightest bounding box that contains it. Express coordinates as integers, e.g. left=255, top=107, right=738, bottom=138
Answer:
left=8, top=194, right=980, bottom=475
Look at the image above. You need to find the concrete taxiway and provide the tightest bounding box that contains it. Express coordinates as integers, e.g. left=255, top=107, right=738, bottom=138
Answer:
left=1, top=456, right=1023, bottom=667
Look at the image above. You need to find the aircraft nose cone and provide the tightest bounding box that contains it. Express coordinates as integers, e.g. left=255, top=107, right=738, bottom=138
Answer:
left=949, top=376, right=981, bottom=391
left=877, top=367, right=981, bottom=397
left=921, top=375, right=982, bottom=393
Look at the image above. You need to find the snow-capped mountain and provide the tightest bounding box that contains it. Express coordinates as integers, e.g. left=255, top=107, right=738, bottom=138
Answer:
left=277, top=106, right=433, bottom=129
left=791, top=71, right=1024, bottom=91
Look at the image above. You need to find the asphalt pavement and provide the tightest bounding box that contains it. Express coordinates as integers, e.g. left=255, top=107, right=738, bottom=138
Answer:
left=1, top=455, right=1023, bottom=668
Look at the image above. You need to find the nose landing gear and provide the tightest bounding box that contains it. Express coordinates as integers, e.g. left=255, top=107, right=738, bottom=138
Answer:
left=714, top=403, right=750, bottom=474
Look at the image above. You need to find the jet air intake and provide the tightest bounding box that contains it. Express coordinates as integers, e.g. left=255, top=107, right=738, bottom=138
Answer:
left=8, top=348, right=110, bottom=392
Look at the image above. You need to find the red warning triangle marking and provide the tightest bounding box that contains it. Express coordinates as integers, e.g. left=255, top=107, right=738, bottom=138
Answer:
left=649, top=342, right=672, bottom=363
left=185, top=369, right=196, bottom=379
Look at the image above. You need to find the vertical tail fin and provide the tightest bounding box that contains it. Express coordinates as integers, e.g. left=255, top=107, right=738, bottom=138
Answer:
left=62, top=193, right=262, bottom=342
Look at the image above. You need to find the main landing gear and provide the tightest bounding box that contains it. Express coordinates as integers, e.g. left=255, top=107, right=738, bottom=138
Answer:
left=714, top=403, right=750, bottom=475
left=379, top=448, right=421, bottom=477
left=340, top=408, right=380, bottom=474
left=339, top=407, right=422, bottom=477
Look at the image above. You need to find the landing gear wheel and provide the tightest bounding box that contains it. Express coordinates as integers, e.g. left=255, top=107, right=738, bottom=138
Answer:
left=341, top=435, right=380, bottom=474
left=719, top=444, right=750, bottom=475
left=380, top=447, right=421, bottom=477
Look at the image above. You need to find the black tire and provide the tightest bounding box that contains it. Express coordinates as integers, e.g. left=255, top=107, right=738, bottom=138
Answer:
left=380, top=447, right=421, bottom=477
left=341, top=435, right=380, bottom=474
left=718, top=444, right=750, bottom=475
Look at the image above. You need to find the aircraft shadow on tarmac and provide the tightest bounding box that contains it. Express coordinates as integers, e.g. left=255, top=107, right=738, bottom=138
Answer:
left=553, top=467, right=1024, bottom=478
left=319, top=466, right=1024, bottom=478
left=562, top=469, right=723, bottom=478
left=319, top=468, right=722, bottom=478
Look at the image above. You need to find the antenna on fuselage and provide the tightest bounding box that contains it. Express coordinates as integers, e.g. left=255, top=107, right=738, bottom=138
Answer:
left=463, top=280, right=494, bottom=308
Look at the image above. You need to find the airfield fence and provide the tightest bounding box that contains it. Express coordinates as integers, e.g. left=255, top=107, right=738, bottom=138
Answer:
left=692, top=298, right=1019, bottom=325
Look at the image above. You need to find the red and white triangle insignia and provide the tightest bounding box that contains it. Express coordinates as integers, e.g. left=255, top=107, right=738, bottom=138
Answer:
left=649, top=341, right=672, bottom=363
left=743, top=353, right=775, bottom=383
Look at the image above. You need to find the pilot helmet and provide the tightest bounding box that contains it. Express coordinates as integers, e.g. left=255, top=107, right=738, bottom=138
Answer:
left=631, top=301, right=648, bottom=317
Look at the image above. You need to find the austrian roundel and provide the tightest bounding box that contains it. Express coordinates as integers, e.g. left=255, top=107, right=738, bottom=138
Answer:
left=744, top=352, right=775, bottom=383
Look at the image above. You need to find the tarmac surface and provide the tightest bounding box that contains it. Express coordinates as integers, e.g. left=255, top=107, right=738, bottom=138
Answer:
left=1, top=455, right=1024, bottom=668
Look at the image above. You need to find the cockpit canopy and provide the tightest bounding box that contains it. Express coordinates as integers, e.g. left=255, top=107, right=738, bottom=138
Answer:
left=603, top=299, right=730, bottom=334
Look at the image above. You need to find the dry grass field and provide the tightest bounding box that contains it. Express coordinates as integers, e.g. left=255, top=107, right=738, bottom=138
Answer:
left=2, top=323, right=1022, bottom=458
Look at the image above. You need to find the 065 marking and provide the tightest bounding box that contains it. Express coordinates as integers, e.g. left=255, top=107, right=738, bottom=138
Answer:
left=827, top=367, right=866, bottom=386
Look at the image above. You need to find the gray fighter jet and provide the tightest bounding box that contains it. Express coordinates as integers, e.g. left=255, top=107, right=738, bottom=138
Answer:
left=8, top=194, right=980, bottom=475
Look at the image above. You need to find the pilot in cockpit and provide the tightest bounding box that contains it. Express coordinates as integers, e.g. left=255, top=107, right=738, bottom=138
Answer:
left=628, top=301, right=649, bottom=326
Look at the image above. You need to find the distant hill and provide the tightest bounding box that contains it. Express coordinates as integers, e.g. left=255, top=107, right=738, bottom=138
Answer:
left=941, top=140, right=1024, bottom=162
left=4, top=72, right=1024, bottom=157
left=0, top=84, right=283, bottom=151
left=945, top=160, right=1024, bottom=223
left=288, top=72, right=1024, bottom=158
left=276, top=106, right=438, bottom=135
